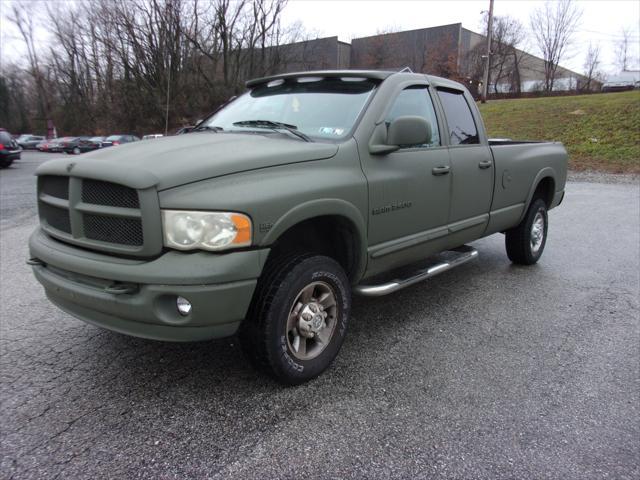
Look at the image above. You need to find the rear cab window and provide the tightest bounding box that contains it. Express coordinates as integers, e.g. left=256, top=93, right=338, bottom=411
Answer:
left=436, top=89, right=480, bottom=145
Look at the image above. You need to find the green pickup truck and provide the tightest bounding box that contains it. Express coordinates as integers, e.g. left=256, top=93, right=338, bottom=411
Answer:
left=29, top=70, right=567, bottom=384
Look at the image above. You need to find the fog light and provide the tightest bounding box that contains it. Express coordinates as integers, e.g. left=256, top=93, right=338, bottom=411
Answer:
left=176, top=296, right=192, bottom=316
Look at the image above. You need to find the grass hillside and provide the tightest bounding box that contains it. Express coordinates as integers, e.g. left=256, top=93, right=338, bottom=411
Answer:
left=478, top=90, right=640, bottom=174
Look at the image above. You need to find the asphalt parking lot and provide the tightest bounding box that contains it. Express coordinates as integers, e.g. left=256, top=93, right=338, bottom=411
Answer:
left=1, top=151, right=638, bottom=479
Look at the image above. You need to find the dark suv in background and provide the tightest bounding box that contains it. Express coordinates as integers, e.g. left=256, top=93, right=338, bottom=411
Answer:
left=0, top=130, right=21, bottom=168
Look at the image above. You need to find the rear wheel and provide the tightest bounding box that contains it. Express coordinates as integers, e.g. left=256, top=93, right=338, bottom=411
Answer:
left=240, top=253, right=351, bottom=385
left=0, top=158, right=13, bottom=168
left=505, top=198, right=548, bottom=265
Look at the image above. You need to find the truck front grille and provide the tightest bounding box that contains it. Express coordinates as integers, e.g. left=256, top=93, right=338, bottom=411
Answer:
left=41, top=175, right=69, bottom=200
left=39, top=202, right=71, bottom=233
left=82, top=179, right=140, bottom=208
left=37, top=175, right=159, bottom=256
left=84, top=214, right=143, bottom=246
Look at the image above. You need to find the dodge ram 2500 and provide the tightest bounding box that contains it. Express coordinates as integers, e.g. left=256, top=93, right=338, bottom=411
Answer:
left=29, top=70, right=567, bottom=384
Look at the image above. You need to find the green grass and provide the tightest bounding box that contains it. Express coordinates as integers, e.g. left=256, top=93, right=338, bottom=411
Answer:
left=478, top=90, right=640, bottom=174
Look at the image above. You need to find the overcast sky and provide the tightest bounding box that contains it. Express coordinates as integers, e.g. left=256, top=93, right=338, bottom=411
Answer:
left=282, top=0, right=640, bottom=74
left=1, top=0, right=639, bottom=75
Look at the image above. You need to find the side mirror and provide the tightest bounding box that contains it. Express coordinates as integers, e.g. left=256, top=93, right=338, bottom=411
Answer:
left=387, top=115, right=432, bottom=147
left=369, top=116, right=432, bottom=155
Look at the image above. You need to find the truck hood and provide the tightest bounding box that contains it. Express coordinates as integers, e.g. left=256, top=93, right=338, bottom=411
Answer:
left=36, top=132, right=339, bottom=190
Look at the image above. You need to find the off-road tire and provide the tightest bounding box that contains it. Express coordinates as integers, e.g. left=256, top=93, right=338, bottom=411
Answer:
left=505, top=198, right=548, bottom=265
left=239, top=253, right=351, bottom=385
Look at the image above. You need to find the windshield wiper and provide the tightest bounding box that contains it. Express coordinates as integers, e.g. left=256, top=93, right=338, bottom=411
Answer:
left=194, top=125, right=224, bottom=132
left=232, top=120, right=312, bottom=142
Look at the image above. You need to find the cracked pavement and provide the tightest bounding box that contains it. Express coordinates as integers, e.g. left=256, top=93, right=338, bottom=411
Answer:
left=1, top=152, right=639, bottom=479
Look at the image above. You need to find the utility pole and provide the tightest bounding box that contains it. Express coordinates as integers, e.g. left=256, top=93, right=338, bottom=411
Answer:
left=481, top=0, right=494, bottom=104
left=165, top=56, right=171, bottom=136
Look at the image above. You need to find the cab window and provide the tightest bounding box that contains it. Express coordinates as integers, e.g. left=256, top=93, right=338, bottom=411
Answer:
left=386, top=86, right=440, bottom=148
left=436, top=89, right=480, bottom=145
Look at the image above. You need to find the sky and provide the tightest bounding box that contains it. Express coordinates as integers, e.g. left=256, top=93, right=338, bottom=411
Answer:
left=282, top=0, right=640, bottom=74
left=1, top=0, right=639, bottom=76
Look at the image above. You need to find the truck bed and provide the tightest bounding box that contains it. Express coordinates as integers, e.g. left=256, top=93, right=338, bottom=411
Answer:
left=488, top=138, right=545, bottom=146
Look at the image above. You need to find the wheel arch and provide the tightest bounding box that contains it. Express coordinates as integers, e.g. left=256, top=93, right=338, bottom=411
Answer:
left=519, top=168, right=556, bottom=223
left=260, top=199, right=368, bottom=283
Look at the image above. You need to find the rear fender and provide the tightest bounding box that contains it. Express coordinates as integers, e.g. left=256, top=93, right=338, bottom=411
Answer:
left=518, top=167, right=557, bottom=223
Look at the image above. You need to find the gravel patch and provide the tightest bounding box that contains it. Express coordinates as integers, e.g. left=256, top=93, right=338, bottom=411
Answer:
left=568, top=169, right=639, bottom=185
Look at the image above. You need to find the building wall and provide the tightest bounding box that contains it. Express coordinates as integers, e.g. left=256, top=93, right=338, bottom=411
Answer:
left=253, top=26, right=595, bottom=92
left=350, top=24, right=462, bottom=77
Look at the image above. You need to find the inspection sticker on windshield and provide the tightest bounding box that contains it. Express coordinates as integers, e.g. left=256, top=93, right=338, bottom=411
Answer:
left=319, top=127, right=344, bottom=136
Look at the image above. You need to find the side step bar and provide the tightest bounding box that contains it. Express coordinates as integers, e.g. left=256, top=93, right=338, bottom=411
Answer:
left=354, top=245, right=478, bottom=297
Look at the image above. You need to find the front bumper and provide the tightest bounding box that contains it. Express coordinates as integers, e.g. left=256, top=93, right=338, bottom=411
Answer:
left=29, top=228, right=269, bottom=341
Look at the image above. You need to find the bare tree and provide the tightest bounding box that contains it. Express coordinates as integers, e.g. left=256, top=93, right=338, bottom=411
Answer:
left=582, top=43, right=603, bottom=91
left=465, top=14, right=526, bottom=94
left=530, top=0, right=582, bottom=92
left=614, top=27, right=634, bottom=72
left=7, top=3, right=52, bottom=126
left=488, top=15, right=526, bottom=93
left=1, top=0, right=309, bottom=134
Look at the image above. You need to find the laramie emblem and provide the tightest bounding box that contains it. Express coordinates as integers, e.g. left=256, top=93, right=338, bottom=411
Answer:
left=372, top=201, right=412, bottom=215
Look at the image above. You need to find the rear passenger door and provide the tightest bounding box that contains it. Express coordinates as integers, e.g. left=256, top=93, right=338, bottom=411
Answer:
left=436, top=88, right=494, bottom=233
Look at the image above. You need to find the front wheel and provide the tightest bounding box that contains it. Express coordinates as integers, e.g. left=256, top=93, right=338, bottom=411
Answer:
left=73, top=147, right=81, bottom=155
left=240, top=254, right=351, bottom=385
left=505, top=198, right=548, bottom=265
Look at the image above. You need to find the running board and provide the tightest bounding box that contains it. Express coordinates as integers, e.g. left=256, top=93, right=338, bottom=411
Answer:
left=354, top=245, right=478, bottom=297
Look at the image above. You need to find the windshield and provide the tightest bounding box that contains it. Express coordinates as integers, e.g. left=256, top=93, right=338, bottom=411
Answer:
left=202, top=77, right=378, bottom=141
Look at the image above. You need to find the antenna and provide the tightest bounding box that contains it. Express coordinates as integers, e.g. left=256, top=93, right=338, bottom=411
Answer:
left=399, top=66, right=413, bottom=73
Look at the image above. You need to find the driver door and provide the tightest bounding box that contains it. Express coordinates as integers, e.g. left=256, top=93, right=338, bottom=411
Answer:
left=360, top=85, right=451, bottom=274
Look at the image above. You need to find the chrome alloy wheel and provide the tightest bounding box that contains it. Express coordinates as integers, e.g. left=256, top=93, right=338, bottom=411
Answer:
left=530, top=210, right=545, bottom=253
left=286, top=281, right=338, bottom=360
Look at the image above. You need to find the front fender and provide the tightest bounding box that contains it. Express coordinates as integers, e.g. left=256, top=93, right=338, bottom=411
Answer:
left=261, top=198, right=368, bottom=281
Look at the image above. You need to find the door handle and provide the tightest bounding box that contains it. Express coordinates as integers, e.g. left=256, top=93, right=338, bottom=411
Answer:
left=432, top=166, right=450, bottom=176
left=479, top=160, right=492, bottom=169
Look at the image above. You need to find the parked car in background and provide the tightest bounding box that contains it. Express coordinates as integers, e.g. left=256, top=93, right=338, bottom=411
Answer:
left=0, top=130, right=21, bottom=168
left=175, top=126, right=194, bottom=135
left=143, top=134, right=164, bottom=140
left=47, top=137, right=77, bottom=153
left=36, top=138, right=58, bottom=152
left=17, top=135, right=45, bottom=149
left=102, top=134, right=140, bottom=147
left=62, top=136, right=104, bottom=154
left=14, top=133, right=44, bottom=150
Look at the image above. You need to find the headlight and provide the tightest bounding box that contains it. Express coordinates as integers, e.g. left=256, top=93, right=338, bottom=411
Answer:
left=162, top=210, right=252, bottom=251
